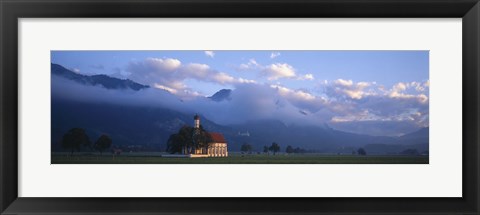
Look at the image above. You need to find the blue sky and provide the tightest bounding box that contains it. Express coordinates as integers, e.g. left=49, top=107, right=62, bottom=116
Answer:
left=51, top=50, right=429, bottom=136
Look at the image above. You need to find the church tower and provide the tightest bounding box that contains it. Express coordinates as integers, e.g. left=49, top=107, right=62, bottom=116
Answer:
left=194, top=114, right=200, bottom=129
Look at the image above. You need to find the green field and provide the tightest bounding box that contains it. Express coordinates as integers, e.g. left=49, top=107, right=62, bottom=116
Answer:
left=51, top=152, right=428, bottom=164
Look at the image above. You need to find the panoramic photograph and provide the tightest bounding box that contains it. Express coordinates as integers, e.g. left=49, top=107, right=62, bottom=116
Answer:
left=51, top=50, right=429, bottom=164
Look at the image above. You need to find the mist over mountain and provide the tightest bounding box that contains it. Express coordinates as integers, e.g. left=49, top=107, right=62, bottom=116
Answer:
left=51, top=64, right=428, bottom=153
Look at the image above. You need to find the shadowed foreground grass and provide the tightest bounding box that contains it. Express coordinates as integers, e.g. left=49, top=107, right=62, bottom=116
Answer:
left=51, top=153, right=428, bottom=164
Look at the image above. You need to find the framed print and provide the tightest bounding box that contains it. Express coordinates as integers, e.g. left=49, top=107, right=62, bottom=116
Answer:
left=1, top=0, right=479, bottom=214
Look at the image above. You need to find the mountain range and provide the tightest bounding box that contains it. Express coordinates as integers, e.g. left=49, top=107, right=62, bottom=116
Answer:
left=52, top=63, right=149, bottom=91
left=51, top=63, right=428, bottom=154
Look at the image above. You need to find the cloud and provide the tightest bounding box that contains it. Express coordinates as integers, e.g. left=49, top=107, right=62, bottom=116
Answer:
left=334, top=79, right=353, bottom=87
left=238, top=59, right=261, bottom=71
left=388, top=82, right=428, bottom=104
left=297, top=73, right=315, bottom=81
left=270, top=84, right=327, bottom=113
left=196, top=83, right=332, bottom=126
left=318, top=79, right=430, bottom=135
left=127, top=57, right=186, bottom=94
left=153, top=84, right=179, bottom=94
left=238, top=60, right=313, bottom=82
left=126, top=58, right=255, bottom=97
left=51, top=75, right=185, bottom=110
left=145, top=57, right=182, bottom=71
left=325, top=79, right=376, bottom=100
left=179, top=63, right=254, bottom=85
left=270, top=52, right=281, bottom=59
left=262, top=63, right=297, bottom=80
left=204, top=51, right=215, bottom=58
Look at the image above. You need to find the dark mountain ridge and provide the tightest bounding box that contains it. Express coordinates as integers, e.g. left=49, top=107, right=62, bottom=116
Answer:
left=208, top=89, right=232, bottom=101
left=52, top=63, right=149, bottom=91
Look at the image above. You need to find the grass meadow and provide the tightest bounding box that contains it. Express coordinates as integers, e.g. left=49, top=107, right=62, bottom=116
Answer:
left=51, top=152, right=428, bottom=164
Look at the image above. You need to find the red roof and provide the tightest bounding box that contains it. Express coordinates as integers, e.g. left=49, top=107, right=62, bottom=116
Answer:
left=209, top=132, right=227, bottom=143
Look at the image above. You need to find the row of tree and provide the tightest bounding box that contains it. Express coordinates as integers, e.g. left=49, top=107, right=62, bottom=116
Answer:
left=263, top=142, right=281, bottom=155
left=61, top=128, right=112, bottom=155
left=285, top=145, right=308, bottom=154
left=241, top=142, right=369, bottom=156
left=240, top=142, right=281, bottom=155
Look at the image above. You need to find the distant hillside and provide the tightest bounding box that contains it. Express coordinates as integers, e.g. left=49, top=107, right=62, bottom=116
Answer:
left=51, top=63, right=149, bottom=91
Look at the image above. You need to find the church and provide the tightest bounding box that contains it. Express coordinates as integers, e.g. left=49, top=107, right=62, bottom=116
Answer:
left=187, top=115, right=228, bottom=157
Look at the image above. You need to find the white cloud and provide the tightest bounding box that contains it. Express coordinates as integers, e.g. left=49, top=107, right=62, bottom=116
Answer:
left=271, top=84, right=315, bottom=101
left=153, top=83, right=179, bottom=94
left=127, top=58, right=185, bottom=94
left=238, top=59, right=261, bottom=71
left=127, top=58, right=256, bottom=97
left=297, top=73, right=315, bottom=81
left=270, top=84, right=328, bottom=113
left=320, top=79, right=429, bottom=134
left=392, top=82, right=407, bottom=92
left=212, top=72, right=236, bottom=84
left=328, top=79, right=376, bottom=100
left=239, top=60, right=313, bottom=82
left=145, top=57, right=181, bottom=71
left=237, top=78, right=257, bottom=84
left=388, top=82, right=428, bottom=104
left=180, top=63, right=211, bottom=79
left=270, top=52, right=281, bottom=59
left=263, top=63, right=296, bottom=80
left=204, top=51, right=215, bottom=58
left=180, top=63, right=254, bottom=85
left=334, top=79, right=354, bottom=87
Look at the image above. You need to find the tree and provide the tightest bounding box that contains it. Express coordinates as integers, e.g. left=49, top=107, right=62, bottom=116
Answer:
left=285, top=145, right=294, bottom=154
left=193, top=125, right=212, bottom=153
left=94, top=134, right=112, bottom=155
left=240, top=143, right=253, bottom=154
left=263, top=146, right=269, bottom=154
left=166, top=126, right=193, bottom=154
left=166, top=133, right=183, bottom=154
left=61, top=128, right=91, bottom=156
left=166, top=125, right=211, bottom=154
left=269, top=142, right=281, bottom=155
left=357, top=148, right=367, bottom=156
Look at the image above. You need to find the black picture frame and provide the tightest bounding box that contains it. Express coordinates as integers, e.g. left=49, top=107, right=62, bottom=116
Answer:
left=1, top=0, right=479, bottom=214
